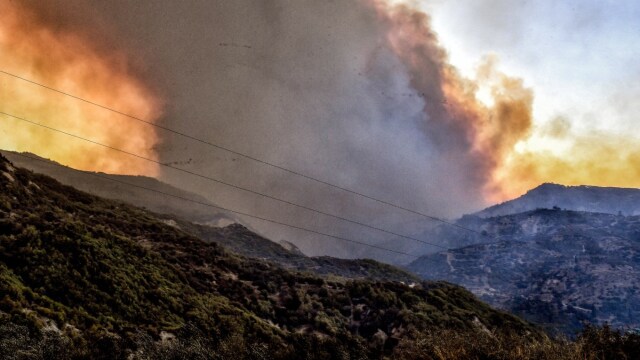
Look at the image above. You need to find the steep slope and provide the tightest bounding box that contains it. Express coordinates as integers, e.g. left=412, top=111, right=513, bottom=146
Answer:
left=1, top=150, right=239, bottom=226
left=0, top=154, right=543, bottom=358
left=382, top=183, right=640, bottom=265
left=408, top=209, right=640, bottom=335
left=1, top=151, right=418, bottom=282
left=172, top=218, right=420, bottom=283
left=476, top=183, right=640, bottom=218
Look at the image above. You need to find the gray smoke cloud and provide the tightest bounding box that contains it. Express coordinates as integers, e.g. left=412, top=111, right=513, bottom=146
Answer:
left=16, top=0, right=490, bottom=263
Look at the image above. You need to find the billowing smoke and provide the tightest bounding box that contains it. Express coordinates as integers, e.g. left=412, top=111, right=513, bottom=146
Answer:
left=372, top=0, right=640, bottom=203
left=4, top=0, right=637, bottom=262
left=0, top=1, right=162, bottom=175
left=0, top=0, right=534, bottom=261
left=372, top=1, right=534, bottom=203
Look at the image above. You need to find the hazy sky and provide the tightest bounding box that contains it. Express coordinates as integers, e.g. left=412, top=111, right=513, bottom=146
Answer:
left=426, top=0, right=640, bottom=136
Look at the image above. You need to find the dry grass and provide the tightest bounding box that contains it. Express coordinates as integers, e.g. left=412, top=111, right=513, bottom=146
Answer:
left=392, top=326, right=640, bottom=360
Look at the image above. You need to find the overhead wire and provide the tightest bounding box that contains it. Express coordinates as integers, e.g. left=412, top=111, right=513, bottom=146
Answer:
left=4, top=151, right=420, bottom=258
left=0, top=110, right=449, bottom=250
left=0, top=69, right=485, bottom=238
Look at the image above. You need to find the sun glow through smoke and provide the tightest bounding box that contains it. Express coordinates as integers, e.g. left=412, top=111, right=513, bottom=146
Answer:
left=1, top=0, right=638, bottom=207
left=372, top=0, right=640, bottom=202
left=0, top=2, right=162, bottom=176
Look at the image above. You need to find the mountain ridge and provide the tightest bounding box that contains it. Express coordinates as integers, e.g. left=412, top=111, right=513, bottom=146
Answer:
left=475, top=182, right=640, bottom=218
left=1, top=150, right=240, bottom=226
left=408, top=208, right=640, bottom=335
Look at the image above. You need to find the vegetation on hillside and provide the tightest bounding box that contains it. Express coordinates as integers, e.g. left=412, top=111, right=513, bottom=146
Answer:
left=3, top=150, right=423, bottom=284
left=1, top=155, right=638, bottom=359
left=175, top=219, right=420, bottom=283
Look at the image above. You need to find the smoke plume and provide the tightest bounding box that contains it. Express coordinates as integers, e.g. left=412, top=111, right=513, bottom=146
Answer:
left=0, top=1, right=162, bottom=175
left=0, top=0, right=536, bottom=261
left=4, top=0, right=639, bottom=262
left=372, top=1, right=534, bottom=202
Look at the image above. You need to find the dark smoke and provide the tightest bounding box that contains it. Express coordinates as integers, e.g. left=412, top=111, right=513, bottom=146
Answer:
left=13, top=0, right=497, bottom=263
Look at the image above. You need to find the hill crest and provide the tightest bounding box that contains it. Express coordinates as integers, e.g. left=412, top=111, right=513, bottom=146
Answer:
left=476, top=182, right=640, bottom=218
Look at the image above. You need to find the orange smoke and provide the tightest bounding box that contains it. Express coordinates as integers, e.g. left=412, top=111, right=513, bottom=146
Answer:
left=371, top=1, right=533, bottom=202
left=496, top=135, right=640, bottom=199
left=371, top=0, right=640, bottom=202
left=0, top=2, right=162, bottom=175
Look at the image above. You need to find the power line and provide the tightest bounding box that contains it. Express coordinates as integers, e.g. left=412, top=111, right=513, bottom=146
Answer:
left=0, top=69, right=483, bottom=237
left=4, top=151, right=419, bottom=258
left=0, top=110, right=447, bottom=250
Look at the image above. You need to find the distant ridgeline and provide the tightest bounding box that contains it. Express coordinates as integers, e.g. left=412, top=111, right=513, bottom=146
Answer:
left=476, top=183, right=640, bottom=218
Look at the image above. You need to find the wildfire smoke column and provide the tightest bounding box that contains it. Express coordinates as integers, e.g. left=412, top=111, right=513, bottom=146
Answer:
left=0, top=1, right=163, bottom=176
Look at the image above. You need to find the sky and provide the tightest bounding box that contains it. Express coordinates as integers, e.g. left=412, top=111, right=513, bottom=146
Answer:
left=1, top=0, right=639, bottom=262
left=426, top=0, right=640, bottom=136
left=418, top=0, right=640, bottom=199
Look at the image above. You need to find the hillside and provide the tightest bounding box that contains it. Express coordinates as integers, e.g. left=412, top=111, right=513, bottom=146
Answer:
left=1, top=150, right=419, bottom=283
left=1, top=150, right=239, bottom=226
left=385, top=183, right=640, bottom=265
left=171, top=218, right=420, bottom=283
left=476, top=183, right=640, bottom=218
left=408, top=209, right=640, bottom=335
left=0, top=154, right=557, bottom=359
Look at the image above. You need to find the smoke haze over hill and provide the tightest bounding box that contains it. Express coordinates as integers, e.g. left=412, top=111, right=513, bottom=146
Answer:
left=3, top=1, right=640, bottom=261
